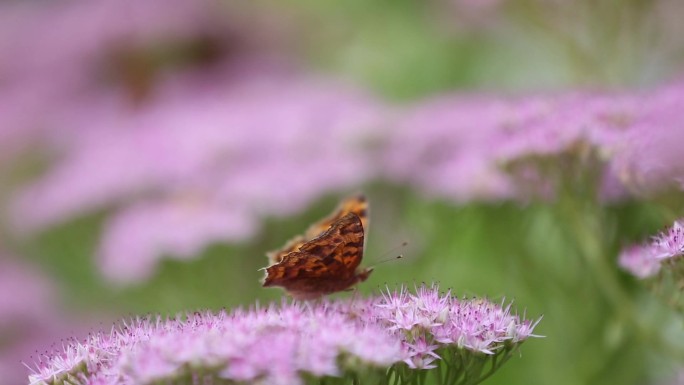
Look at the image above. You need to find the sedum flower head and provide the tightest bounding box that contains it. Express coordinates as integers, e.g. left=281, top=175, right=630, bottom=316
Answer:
left=27, top=284, right=540, bottom=385
left=619, top=220, right=684, bottom=279
left=652, top=220, right=684, bottom=260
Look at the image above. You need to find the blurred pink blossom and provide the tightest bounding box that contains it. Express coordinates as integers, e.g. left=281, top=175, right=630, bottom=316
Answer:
left=11, top=73, right=385, bottom=284
left=383, top=97, right=517, bottom=202
left=0, top=257, right=55, bottom=330
left=618, top=244, right=661, bottom=279
left=0, top=255, right=58, bottom=384
left=98, top=195, right=257, bottom=283
left=3, top=0, right=386, bottom=284
left=0, top=0, right=250, bottom=159
left=610, top=81, right=684, bottom=193
left=385, top=82, right=684, bottom=202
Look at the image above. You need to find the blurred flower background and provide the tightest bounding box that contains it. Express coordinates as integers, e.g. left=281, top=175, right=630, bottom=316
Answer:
left=2, top=0, right=684, bottom=384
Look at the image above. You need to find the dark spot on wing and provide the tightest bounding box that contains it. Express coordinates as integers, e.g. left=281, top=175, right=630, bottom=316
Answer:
left=339, top=224, right=361, bottom=236
left=345, top=241, right=364, bottom=249
left=306, top=244, right=325, bottom=255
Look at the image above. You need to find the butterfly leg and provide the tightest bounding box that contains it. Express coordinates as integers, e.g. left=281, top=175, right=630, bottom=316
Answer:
left=346, top=287, right=361, bottom=311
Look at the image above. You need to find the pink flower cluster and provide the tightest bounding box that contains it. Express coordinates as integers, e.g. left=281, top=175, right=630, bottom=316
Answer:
left=27, top=285, right=539, bottom=385
left=619, top=220, right=684, bottom=279
left=385, top=83, right=684, bottom=202
left=375, top=285, right=540, bottom=370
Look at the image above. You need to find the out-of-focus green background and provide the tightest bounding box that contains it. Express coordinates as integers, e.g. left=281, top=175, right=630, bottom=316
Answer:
left=2, top=0, right=684, bottom=384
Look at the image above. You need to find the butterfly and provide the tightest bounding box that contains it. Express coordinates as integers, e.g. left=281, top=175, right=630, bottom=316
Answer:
left=261, top=194, right=372, bottom=300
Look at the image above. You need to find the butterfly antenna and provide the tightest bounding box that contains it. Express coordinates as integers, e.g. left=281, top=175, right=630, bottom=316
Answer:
left=375, top=241, right=408, bottom=260
left=368, top=255, right=403, bottom=269
left=368, top=241, right=408, bottom=268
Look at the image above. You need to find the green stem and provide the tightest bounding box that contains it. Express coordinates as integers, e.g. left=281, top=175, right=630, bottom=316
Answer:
left=475, top=348, right=516, bottom=384
left=558, top=193, right=684, bottom=361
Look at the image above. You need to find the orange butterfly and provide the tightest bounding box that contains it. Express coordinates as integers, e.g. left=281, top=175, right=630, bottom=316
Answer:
left=261, top=194, right=371, bottom=300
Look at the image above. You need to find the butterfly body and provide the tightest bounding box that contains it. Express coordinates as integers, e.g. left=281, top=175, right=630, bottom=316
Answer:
left=261, top=195, right=371, bottom=300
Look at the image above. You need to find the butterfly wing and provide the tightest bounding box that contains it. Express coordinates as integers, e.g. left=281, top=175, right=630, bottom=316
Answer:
left=297, top=212, right=365, bottom=274
left=266, top=194, right=368, bottom=265
left=304, top=194, right=368, bottom=240
left=262, top=213, right=366, bottom=298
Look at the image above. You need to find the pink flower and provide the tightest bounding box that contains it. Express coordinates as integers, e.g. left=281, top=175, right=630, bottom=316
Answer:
left=97, top=196, right=257, bottom=284
left=377, top=286, right=541, bottom=360
left=28, top=285, right=540, bottom=384
left=413, top=284, right=451, bottom=325
left=385, top=82, right=684, bottom=203
left=610, top=82, right=684, bottom=194
left=618, top=245, right=659, bottom=279
left=618, top=220, right=684, bottom=279
left=652, top=221, right=684, bottom=260
left=403, top=337, right=441, bottom=369
left=383, top=96, right=517, bottom=202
